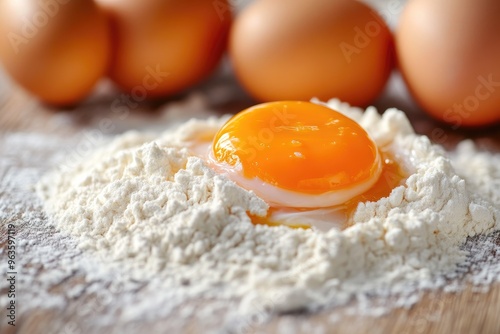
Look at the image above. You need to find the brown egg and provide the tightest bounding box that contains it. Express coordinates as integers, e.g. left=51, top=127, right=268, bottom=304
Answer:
left=396, top=0, right=500, bottom=127
left=0, top=0, right=111, bottom=106
left=229, top=0, right=394, bottom=106
left=96, top=0, right=232, bottom=99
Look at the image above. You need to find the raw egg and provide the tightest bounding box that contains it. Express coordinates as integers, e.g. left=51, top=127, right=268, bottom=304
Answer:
left=96, top=0, right=232, bottom=99
left=210, top=101, right=381, bottom=207
left=229, top=0, right=394, bottom=106
left=0, top=0, right=111, bottom=106
left=396, top=0, right=500, bottom=127
left=206, top=101, right=404, bottom=230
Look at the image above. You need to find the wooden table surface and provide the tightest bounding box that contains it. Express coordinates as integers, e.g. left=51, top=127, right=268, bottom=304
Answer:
left=1, top=71, right=500, bottom=334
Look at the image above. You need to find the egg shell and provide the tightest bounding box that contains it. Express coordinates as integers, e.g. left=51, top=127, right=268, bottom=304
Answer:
left=97, top=0, right=232, bottom=99
left=229, top=0, right=394, bottom=106
left=0, top=0, right=111, bottom=106
left=396, top=0, right=500, bottom=127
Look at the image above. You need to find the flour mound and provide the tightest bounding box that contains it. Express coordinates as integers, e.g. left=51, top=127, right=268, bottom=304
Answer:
left=37, top=99, right=500, bottom=315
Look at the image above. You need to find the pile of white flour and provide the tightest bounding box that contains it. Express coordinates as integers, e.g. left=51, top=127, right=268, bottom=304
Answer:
left=37, top=99, right=500, bottom=319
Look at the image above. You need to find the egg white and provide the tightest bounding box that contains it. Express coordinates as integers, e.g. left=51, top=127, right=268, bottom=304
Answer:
left=187, top=136, right=387, bottom=231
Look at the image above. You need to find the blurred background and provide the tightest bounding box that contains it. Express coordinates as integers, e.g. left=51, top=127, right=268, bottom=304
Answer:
left=0, top=0, right=499, bottom=150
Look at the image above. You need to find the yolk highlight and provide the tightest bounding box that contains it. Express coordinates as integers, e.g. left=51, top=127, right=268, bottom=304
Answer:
left=212, top=101, right=380, bottom=194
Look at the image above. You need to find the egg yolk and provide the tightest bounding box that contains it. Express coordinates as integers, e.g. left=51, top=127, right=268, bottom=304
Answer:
left=211, top=101, right=381, bottom=197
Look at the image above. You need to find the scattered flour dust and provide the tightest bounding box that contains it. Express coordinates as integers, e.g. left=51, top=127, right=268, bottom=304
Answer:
left=35, top=99, right=500, bottom=325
